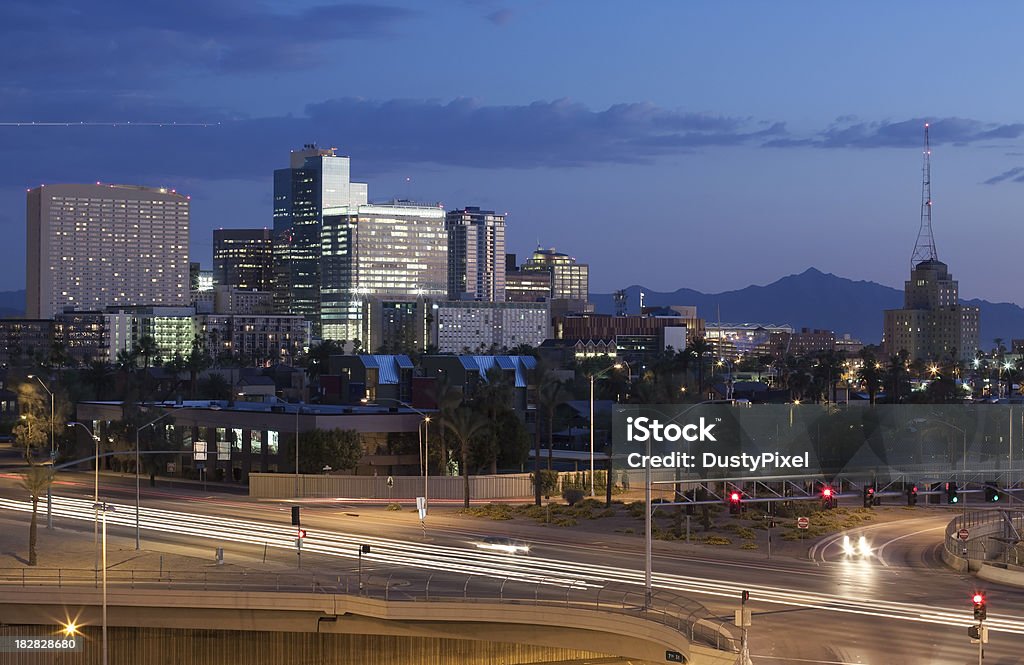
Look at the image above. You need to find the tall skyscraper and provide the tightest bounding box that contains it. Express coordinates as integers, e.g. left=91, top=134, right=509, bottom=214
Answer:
left=883, top=124, right=980, bottom=362
left=445, top=207, right=505, bottom=301
left=213, top=228, right=273, bottom=291
left=320, top=202, right=448, bottom=342
left=26, top=183, right=190, bottom=319
left=272, top=145, right=367, bottom=333
left=521, top=247, right=589, bottom=301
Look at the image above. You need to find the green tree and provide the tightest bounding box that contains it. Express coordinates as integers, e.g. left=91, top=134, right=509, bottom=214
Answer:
left=135, top=335, right=159, bottom=370
left=428, top=375, right=463, bottom=475
left=445, top=406, right=490, bottom=508
left=287, top=428, right=363, bottom=473
left=21, top=464, right=53, bottom=566
left=12, top=383, right=48, bottom=463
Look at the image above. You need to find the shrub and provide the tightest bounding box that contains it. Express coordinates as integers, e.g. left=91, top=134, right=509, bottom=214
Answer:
left=562, top=488, right=585, bottom=506
left=531, top=470, right=558, bottom=498
left=385, top=503, right=402, bottom=511
left=704, top=536, right=732, bottom=546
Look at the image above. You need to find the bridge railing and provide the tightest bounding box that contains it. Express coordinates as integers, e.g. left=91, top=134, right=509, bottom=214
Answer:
left=944, top=509, right=1024, bottom=565
left=0, top=566, right=739, bottom=654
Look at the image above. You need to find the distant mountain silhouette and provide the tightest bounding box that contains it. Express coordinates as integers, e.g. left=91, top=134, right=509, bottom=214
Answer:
left=590, top=268, right=1024, bottom=346
left=0, top=290, right=24, bottom=318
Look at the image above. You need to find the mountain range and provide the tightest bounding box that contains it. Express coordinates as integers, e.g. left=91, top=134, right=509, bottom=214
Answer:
left=0, top=290, right=24, bottom=318
left=589, top=268, right=1024, bottom=346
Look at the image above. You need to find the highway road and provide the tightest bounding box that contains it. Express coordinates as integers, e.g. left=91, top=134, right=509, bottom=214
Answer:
left=1, top=473, right=1021, bottom=664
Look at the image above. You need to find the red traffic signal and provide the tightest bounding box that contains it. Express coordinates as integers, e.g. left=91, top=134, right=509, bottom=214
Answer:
left=972, top=593, right=987, bottom=620
left=297, top=529, right=307, bottom=539
left=728, top=491, right=742, bottom=514
left=972, top=593, right=984, bottom=604
left=822, top=487, right=832, bottom=498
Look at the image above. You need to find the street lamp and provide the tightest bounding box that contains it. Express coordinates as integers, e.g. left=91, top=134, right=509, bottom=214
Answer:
left=643, top=399, right=720, bottom=607
left=93, top=502, right=115, bottom=665
left=67, top=421, right=100, bottom=574
left=135, top=407, right=197, bottom=550
left=27, top=375, right=54, bottom=530
left=589, top=362, right=625, bottom=497
left=366, top=398, right=432, bottom=512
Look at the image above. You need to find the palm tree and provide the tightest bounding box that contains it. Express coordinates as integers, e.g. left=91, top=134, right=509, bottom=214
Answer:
left=688, top=337, right=712, bottom=398
left=856, top=350, right=884, bottom=404
left=428, top=374, right=463, bottom=475
left=21, top=465, right=53, bottom=566
left=475, top=366, right=513, bottom=474
left=537, top=376, right=572, bottom=474
left=84, top=360, right=111, bottom=400
left=444, top=406, right=490, bottom=508
left=135, top=335, right=159, bottom=370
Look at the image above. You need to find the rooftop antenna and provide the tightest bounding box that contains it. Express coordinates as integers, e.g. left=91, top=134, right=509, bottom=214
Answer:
left=911, top=122, right=938, bottom=266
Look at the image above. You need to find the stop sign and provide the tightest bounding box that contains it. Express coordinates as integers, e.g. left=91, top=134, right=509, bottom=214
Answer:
left=958, top=528, right=969, bottom=540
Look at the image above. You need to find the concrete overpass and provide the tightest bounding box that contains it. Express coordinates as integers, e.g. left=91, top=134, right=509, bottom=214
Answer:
left=0, top=571, right=739, bottom=665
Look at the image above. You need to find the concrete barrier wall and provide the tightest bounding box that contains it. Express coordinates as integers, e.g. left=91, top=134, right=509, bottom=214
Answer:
left=976, top=562, right=1024, bottom=589
left=249, top=472, right=537, bottom=500
left=0, top=588, right=733, bottom=665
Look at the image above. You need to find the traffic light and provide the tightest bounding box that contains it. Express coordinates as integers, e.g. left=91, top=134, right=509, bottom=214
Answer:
left=972, top=593, right=987, bottom=621
left=291, top=506, right=301, bottom=526
left=821, top=486, right=836, bottom=509
left=985, top=481, right=999, bottom=503
left=728, top=491, right=742, bottom=515
left=946, top=482, right=959, bottom=504
left=862, top=485, right=875, bottom=508
left=906, top=485, right=918, bottom=506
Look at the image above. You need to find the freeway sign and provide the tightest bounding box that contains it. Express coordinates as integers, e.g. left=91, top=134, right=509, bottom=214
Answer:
left=796, top=517, right=810, bottom=530
left=958, top=528, right=970, bottom=540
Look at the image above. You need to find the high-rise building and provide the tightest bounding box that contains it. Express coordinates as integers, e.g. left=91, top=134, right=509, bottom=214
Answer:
left=882, top=125, right=980, bottom=362
left=272, top=145, right=367, bottom=332
left=320, top=203, right=447, bottom=342
left=213, top=228, right=273, bottom=291
left=521, top=247, right=589, bottom=302
left=445, top=207, right=505, bottom=301
left=883, top=260, right=979, bottom=361
left=26, top=183, right=190, bottom=319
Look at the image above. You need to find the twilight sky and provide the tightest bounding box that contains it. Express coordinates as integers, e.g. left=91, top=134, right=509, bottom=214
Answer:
left=3, top=1, right=1024, bottom=305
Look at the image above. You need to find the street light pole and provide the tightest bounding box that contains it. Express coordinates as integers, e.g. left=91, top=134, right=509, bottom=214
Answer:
left=588, top=362, right=625, bottom=497
left=366, top=398, right=433, bottom=511
left=94, top=502, right=115, bottom=665
left=135, top=407, right=195, bottom=550
left=68, top=421, right=100, bottom=577
left=28, top=375, right=54, bottom=530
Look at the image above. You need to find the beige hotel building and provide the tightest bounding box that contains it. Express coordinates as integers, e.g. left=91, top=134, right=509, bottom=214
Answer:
left=26, top=183, right=190, bottom=319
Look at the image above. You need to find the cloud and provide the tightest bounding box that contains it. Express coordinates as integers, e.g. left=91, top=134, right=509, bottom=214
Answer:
left=983, top=167, right=1024, bottom=185
left=0, top=1, right=417, bottom=85
left=486, top=8, right=515, bottom=25
left=804, top=117, right=1024, bottom=149
left=0, top=96, right=785, bottom=184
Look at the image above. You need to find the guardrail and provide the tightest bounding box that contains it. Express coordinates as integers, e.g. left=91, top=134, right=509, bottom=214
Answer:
left=944, top=509, right=1024, bottom=565
left=0, top=567, right=739, bottom=653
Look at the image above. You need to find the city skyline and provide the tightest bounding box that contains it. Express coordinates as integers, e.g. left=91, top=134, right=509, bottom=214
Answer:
left=5, top=2, right=1024, bottom=305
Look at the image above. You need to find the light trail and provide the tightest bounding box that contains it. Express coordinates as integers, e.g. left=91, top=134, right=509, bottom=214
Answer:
left=0, top=121, right=219, bottom=127
left=3, top=496, right=1022, bottom=637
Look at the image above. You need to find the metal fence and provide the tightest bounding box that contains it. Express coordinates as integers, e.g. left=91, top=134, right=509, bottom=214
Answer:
left=0, top=566, right=739, bottom=653
left=944, top=509, right=1024, bottom=565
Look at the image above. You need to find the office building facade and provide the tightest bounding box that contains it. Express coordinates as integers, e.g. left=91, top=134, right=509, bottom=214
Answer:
left=272, top=145, right=367, bottom=332
left=213, top=228, right=273, bottom=291
left=521, top=247, right=589, bottom=302
left=320, top=203, right=447, bottom=342
left=26, top=183, right=190, bottom=319
left=446, top=207, right=505, bottom=302
left=432, top=300, right=550, bottom=353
